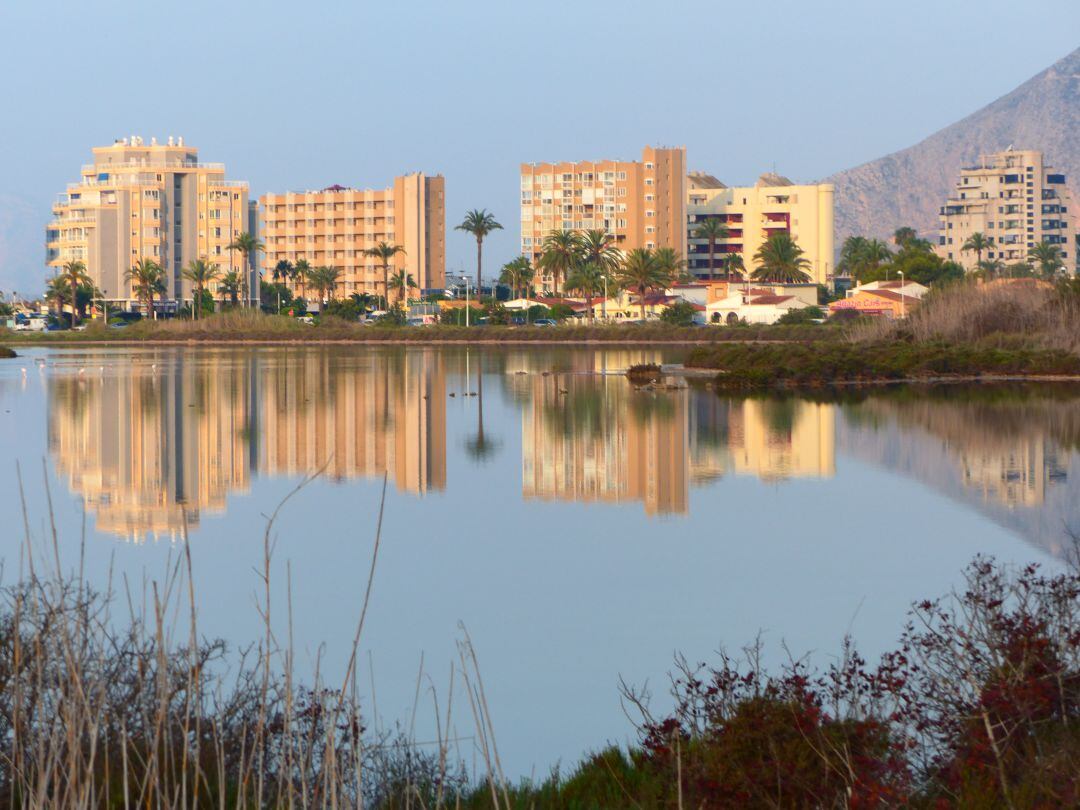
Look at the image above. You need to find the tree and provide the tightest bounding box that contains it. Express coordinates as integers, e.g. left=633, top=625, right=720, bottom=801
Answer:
left=226, top=232, right=264, bottom=308
left=363, top=242, right=406, bottom=309
left=498, top=256, right=534, bottom=301
left=272, top=259, right=293, bottom=285
left=751, top=232, right=812, bottom=283
left=455, top=209, right=502, bottom=296
left=893, top=226, right=918, bottom=248
left=218, top=271, right=241, bottom=306
left=293, top=258, right=312, bottom=301
left=538, top=229, right=583, bottom=295
left=388, top=269, right=417, bottom=305
left=838, top=236, right=892, bottom=281
left=724, top=252, right=746, bottom=280
left=60, top=260, right=90, bottom=328
left=976, top=258, right=1005, bottom=279
left=564, top=262, right=606, bottom=323
left=652, top=247, right=686, bottom=283
left=579, top=229, right=622, bottom=280
left=181, top=259, right=221, bottom=321
left=616, top=248, right=674, bottom=321
left=1028, top=241, right=1064, bottom=279
left=659, top=301, right=699, bottom=326
left=693, top=218, right=729, bottom=278
left=961, top=232, right=990, bottom=269
left=125, top=259, right=166, bottom=319
left=321, top=266, right=342, bottom=302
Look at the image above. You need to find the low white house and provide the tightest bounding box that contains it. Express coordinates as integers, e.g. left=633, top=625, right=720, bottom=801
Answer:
left=706, top=290, right=810, bottom=325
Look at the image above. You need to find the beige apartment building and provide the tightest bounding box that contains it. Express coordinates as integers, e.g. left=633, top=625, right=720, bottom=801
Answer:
left=520, top=146, right=686, bottom=290
left=46, top=137, right=254, bottom=311
left=936, top=149, right=1078, bottom=273
left=686, top=172, right=835, bottom=285
left=259, top=173, right=445, bottom=301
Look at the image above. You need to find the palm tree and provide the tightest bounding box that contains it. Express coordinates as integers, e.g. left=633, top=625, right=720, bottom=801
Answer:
left=44, top=276, right=72, bottom=319
left=893, top=227, right=918, bottom=248
left=751, top=233, right=812, bottom=283
left=977, top=258, right=1005, bottom=279
left=321, top=266, right=342, bottom=302
left=455, top=209, right=502, bottom=296
left=565, top=262, right=606, bottom=323
left=272, top=259, right=293, bottom=285
left=498, top=256, right=534, bottom=301
left=724, top=252, right=746, bottom=281
left=652, top=247, right=686, bottom=284
left=961, top=232, right=990, bottom=269
left=389, top=269, right=417, bottom=305
left=615, top=248, right=674, bottom=321
left=226, top=232, right=265, bottom=307
left=1028, top=241, right=1064, bottom=279
left=125, top=259, right=165, bottom=319
left=293, top=258, right=312, bottom=301
left=60, top=260, right=90, bottom=328
left=693, top=218, right=729, bottom=278
left=538, top=230, right=583, bottom=296
left=219, top=271, right=241, bottom=306
left=181, top=259, right=221, bottom=321
left=363, top=242, right=406, bottom=309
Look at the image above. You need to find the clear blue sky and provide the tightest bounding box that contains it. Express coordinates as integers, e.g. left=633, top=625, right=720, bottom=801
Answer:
left=1, top=0, right=1078, bottom=294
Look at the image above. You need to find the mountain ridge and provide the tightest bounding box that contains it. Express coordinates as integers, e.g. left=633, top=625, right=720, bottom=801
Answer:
left=825, top=47, right=1080, bottom=243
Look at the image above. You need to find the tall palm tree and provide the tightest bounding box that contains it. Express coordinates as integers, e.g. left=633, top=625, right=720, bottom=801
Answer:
left=615, top=248, right=674, bottom=321
left=293, top=258, right=312, bottom=301
left=1028, top=241, right=1064, bottom=279
left=961, top=232, right=990, bottom=269
left=125, top=259, right=165, bottom=319
left=652, top=247, right=686, bottom=284
left=538, top=229, right=583, bottom=296
left=219, top=271, right=241, bottom=306
left=455, top=209, right=502, bottom=296
left=60, top=260, right=90, bottom=328
left=44, top=276, right=72, bottom=319
left=893, top=226, right=918, bottom=248
left=273, top=259, right=293, bottom=285
left=565, top=262, right=606, bottom=323
left=498, top=256, right=534, bottom=301
left=693, top=218, right=729, bottom=278
left=751, top=233, right=812, bottom=283
left=389, top=269, right=417, bottom=305
left=321, top=266, right=342, bottom=302
left=724, top=252, right=746, bottom=281
left=226, top=232, right=265, bottom=307
left=363, top=242, right=406, bottom=309
left=181, top=259, right=221, bottom=321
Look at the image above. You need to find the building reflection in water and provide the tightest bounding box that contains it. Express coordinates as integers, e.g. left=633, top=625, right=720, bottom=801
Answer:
left=522, top=368, right=836, bottom=515
left=48, top=350, right=447, bottom=542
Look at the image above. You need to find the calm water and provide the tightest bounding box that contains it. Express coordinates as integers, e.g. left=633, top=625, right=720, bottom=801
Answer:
left=1, top=345, right=1078, bottom=776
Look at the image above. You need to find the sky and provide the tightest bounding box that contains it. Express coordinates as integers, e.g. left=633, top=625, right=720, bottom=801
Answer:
left=1, top=0, right=1079, bottom=295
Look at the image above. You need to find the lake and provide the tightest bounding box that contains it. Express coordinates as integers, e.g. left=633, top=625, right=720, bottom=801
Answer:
left=1, top=344, right=1077, bottom=778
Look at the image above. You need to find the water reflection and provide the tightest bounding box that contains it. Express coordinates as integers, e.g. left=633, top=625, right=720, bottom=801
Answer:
left=39, top=348, right=1080, bottom=554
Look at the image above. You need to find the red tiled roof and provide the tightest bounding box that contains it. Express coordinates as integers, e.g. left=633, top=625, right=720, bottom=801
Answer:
left=749, top=294, right=795, bottom=305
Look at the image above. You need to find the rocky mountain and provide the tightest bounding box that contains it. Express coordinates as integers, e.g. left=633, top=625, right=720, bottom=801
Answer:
left=826, top=47, right=1080, bottom=243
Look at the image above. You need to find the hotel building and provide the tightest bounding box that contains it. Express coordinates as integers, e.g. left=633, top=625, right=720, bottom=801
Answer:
left=519, top=146, right=686, bottom=290
left=46, top=137, right=255, bottom=310
left=686, top=172, right=835, bottom=284
left=259, top=173, right=445, bottom=300
left=936, top=149, right=1078, bottom=273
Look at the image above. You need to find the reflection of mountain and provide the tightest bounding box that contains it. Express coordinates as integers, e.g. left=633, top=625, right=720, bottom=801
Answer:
left=838, top=389, right=1080, bottom=558
left=48, top=350, right=447, bottom=542
left=522, top=382, right=836, bottom=516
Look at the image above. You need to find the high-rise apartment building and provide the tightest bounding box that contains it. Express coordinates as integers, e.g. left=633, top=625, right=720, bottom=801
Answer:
left=46, top=137, right=254, bottom=311
left=936, top=149, right=1078, bottom=273
left=686, top=172, right=835, bottom=284
left=259, top=173, right=445, bottom=301
left=519, top=146, right=686, bottom=290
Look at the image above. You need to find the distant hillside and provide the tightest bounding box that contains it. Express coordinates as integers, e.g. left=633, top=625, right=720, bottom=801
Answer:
left=826, top=47, right=1080, bottom=243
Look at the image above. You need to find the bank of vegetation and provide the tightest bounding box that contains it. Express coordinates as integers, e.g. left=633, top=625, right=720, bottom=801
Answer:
left=1, top=309, right=826, bottom=345
left=688, top=279, right=1080, bottom=388
left=3, top=524, right=1078, bottom=808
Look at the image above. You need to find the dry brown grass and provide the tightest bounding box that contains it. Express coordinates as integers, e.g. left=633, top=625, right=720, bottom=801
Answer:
left=850, top=279, right=1080, bottom=353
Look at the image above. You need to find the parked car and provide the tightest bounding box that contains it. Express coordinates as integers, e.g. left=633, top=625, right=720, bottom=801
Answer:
left=532, top=318, right=558, bottom=327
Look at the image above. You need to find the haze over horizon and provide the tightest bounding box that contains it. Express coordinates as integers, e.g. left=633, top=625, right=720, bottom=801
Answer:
left=2, top=0, right=1078, bottom=295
